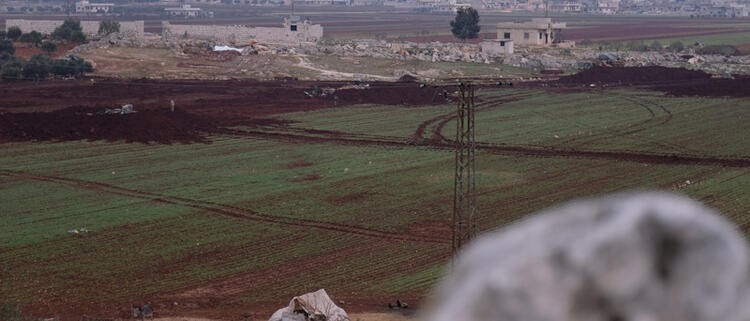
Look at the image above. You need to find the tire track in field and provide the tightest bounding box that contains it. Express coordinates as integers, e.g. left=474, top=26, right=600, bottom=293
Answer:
left=409, top=94, right=529, bottom=144
left=222, top=127, right=750, bottom=168
left=553, top=94, right=677, bottom=149
left=0, top=169, right=448, bottom=244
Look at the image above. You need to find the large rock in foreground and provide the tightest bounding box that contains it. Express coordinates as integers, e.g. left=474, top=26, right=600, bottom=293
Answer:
left=428, top=192, right=750, bottom=321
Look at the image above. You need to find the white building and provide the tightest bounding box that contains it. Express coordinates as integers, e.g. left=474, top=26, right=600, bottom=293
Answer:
left=165, top=4, right=202, bottom=17
left=496, top=18, right=566, bottom=47
left=75, top=0, right=114, bottom=13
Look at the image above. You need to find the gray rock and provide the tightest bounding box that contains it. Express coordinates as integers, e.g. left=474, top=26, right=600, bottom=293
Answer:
left=427, top=191, right=750, bottom=321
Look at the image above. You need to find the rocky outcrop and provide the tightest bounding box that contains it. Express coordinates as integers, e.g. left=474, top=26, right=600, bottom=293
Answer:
left=427, top=192, right=750, bottom=321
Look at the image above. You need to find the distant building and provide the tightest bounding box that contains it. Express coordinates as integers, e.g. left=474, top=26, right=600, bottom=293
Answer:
left=298, top=0, right=351, bottom=5
left=549, top=1, right=582, bottom=12
left=75, top=0, right=114, bottom=13
left=481, top=39, right=514, bottom=56
left=165, top=4, right=202, bottom=17
left=496, top=18, right=566, bottom=47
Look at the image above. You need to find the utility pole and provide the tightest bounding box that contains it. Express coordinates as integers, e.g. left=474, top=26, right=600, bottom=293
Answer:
left=452, top=83, right=477, bottom=256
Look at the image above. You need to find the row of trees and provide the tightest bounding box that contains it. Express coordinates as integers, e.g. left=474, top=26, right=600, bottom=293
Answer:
left=3, top=19, right=120, bottom=46
left=0, top=53, right=93, bottom=81
left=0, top=20, right=95, bottom=81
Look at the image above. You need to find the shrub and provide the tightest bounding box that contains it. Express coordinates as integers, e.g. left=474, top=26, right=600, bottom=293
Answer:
left=1, top=59, right=24, bottom=82
left=697, top=45, right=739, bottom=56
left=0, top=39, right=15, bottom=56
left=41, top=41, right=57, bottom=54
left=7, top=27, right=22, bottom=41
left=648, top=41, right=662, bottom=51
left=667, top=41, right=685, bottom=52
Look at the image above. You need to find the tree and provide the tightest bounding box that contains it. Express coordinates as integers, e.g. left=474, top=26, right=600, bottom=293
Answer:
left=0, top=39, right=15, bottom=56
left=41, top=41, right=57, bottom=54
left=23, top=54, right=52, bottom=80
left=19, top=31, right=43, bottom=46
left=98, top=20, right=121, bottom=36
left=0, top=30, right=6, bottom=40
left=50, top=56, right=93, bottom=77
left=450, top=7, right=481, bottom=42
left=7, top=26, right=22, bottom=41
left=52, top=18, right=87, bottom=43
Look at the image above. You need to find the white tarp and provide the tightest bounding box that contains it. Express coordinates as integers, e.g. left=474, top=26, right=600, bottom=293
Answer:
left=212, top=45, right=244, bottom=53
left=269, top=289, right=349, bottom=321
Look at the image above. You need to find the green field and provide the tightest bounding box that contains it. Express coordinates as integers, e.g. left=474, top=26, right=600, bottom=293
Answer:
left=1, top=88, right=749, bottom=319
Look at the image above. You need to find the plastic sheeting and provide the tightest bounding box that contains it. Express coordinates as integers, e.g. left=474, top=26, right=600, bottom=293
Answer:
left=269, top=289, right=349, bottom=321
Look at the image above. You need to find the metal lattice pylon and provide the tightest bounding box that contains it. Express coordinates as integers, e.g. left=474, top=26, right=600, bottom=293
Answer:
left=452, top=83, right=477, bottom=255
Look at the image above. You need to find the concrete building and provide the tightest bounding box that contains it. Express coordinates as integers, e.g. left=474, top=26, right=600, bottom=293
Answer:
left=496, top=18, right=566, bottom=47
left=165, top=4, right=202, bottom=17
left=75, top=0, right=114, bottom=13
left=480, top=39, right=514, bottom=56
left=549, top=1, right=582, bottom=12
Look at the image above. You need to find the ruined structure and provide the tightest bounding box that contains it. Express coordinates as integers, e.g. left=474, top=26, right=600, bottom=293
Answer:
left=496, top=17, right=566, bottom=47
left=5, top=19, right=144, bottom=37
left=162, top=16, right=322, bottom=44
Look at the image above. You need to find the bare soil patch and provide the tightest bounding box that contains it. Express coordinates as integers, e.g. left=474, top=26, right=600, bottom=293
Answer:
left=0, top=107, right=216, bottom=144
left=0, top=78, right=450, bottom=143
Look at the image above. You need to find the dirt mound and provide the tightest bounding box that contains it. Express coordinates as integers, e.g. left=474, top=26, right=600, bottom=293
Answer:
left=651, top=76, right=750, bottom=97
left=557, top=66, right=712, bottom=85
left=555, top=66, right=750, bottom=97
left=332, top=84, right=446, bottom=105
left=397, top=74, right=419, bottom=82
left=0, top=107, right=216, bottom=144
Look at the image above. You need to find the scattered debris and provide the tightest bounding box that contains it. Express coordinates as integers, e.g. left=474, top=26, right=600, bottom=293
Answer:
left=67, top=227, right=90, bottom=236
left=101, top=104, right=136, bottom=115
left=213, top=45, right=244, bottom=53
left=304, top=86, right=337, bottom=98
left=387, top=299, right=409, bottom=310
left=131, top=304, right=154, bottom=321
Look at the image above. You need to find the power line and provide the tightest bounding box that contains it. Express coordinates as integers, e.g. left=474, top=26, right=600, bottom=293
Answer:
left=452, top=82, right=477, bottom=256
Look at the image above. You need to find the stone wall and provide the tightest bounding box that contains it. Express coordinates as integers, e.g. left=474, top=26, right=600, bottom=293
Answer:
left=162, top=21, right=323, bottom=44
left=5, top=19, right=144, bottom=37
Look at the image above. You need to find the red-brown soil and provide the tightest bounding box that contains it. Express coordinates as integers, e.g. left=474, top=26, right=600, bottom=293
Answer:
left=3, top=72, right=746, bottom=167
left=0, top=107, right=216, bottom=143
left=557, top=65, right=712, bottom=84
left=0, top=78, right=450, bottom=143
left=12, top=42, right=78, bottom=59
left=555, top=66, right=750, bottom=97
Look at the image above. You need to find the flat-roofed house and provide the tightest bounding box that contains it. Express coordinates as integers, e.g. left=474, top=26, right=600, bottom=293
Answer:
left=496, top=17, right=566, bottom=47
left=165, top=4, right=202, bottom=17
